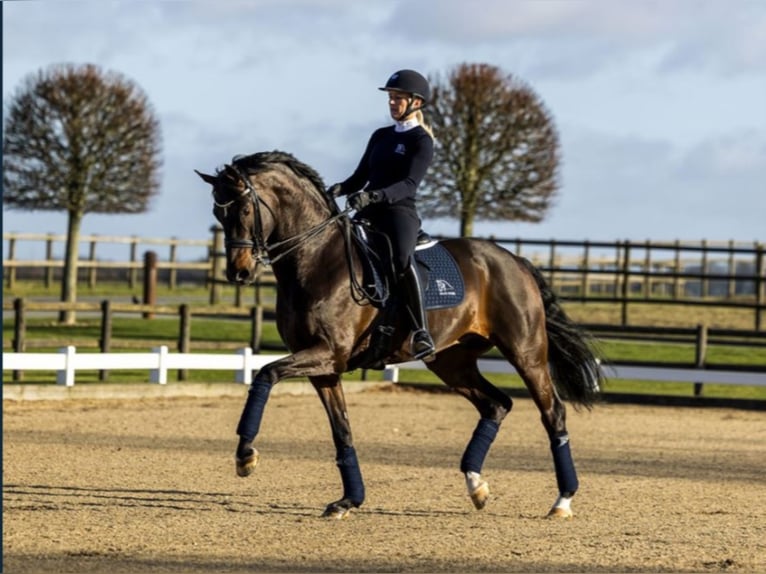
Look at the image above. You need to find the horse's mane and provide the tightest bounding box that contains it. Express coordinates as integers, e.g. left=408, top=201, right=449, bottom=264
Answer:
left=232, top=151, right=327, bottom=195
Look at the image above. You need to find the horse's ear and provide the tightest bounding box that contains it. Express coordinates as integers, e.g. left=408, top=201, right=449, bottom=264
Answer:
left=223, top=164, right=239, bottom=179
left=222, top=164, right=247, bottom=189
left=195, top=169, right=217, bottom=186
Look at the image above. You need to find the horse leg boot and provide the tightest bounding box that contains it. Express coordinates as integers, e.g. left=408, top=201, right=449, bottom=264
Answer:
left=400, top=263, right=436, bottom=362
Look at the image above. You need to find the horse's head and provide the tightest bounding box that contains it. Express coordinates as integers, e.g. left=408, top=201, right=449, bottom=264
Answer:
left=196, top=164, right=272, bottom=284
left=198, top=151, right=340, bottom=285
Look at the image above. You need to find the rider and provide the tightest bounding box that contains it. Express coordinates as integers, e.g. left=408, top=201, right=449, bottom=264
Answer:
left=329, top=69, right=436, bottom=361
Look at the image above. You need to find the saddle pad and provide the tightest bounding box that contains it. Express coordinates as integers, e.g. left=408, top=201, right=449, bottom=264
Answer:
left=415, top=243, right=465, bottom=310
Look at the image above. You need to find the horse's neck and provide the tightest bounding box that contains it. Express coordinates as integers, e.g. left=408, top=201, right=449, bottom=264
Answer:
left=270, top=210, right=348, bottom=289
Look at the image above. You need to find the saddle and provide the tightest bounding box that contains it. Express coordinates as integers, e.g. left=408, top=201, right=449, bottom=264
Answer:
left=349, top=221, right=465, bottom=370
left=352, top=222, right=464, bottom=311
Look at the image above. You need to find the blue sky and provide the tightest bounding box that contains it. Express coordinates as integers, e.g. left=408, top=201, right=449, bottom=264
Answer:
left=3, top=0, right=765, bottom=260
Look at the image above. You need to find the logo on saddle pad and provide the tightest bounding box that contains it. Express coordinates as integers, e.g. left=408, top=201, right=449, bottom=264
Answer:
left=435, top=279, right=457, bottom=297
left=415, top=244, right=465, bottom=310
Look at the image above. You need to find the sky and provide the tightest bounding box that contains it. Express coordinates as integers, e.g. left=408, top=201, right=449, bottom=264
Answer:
left=3, top=0, right=765, bottom=261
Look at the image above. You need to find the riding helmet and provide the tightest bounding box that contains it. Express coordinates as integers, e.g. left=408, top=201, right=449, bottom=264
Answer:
left=379, top=69, right=430, bottom=103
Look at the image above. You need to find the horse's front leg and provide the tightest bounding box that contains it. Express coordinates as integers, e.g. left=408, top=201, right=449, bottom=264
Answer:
left=311, top=375, right=365, bottom=519
left=234, top=351, right=336, bottom=478
left=234, top=373, right=269, bottom=477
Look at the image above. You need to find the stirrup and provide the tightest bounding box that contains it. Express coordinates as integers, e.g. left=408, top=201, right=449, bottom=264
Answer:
left=411, top=329, right=435, bottom=362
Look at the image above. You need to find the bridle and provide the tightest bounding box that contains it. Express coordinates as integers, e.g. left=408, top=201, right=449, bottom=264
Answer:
left=213, top=164, right=351, bottom=267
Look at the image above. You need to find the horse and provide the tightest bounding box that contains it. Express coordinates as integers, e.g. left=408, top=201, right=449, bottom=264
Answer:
left=196, top=150, right=604, bottom=519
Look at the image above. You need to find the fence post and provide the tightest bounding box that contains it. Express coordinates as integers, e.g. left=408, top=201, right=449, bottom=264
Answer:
left=99, top=300, right=112, bottom=381
left=169, top=240, right=178, bottom=289
left=727, top=240, right=736, bottom=299
left=643, top=239, right=652, bottom=299
left=580, top=240, right=590, bottom=298
left=250, top=305, right=263, bottom=352
left=12, top=297, right=26, bottom=381
left=56, top=346, right=76, bottom=387
left=129, top=237, right=139, bottom=289
left=236, top=347, right=254, bottom=384
left=178, top=304, right=191, bottom=381
left=693, top=324, right=708, bottom=397
left=6, top=236, right=16, bottom=289
left=673, top=239, right=682, bottom=299
left=150, top=346, right=168, bottom=384
left=612, top=241, right=622, bottom=301
left=620, top=241, right=631, bottom=326
left=45, top=234, right=55, bottom=288
left=143, top=251, right=158, bottom=319
left=88, top=238, right=98, bottom=289
left=756, top=244, right=764, bottom=331
left=548, top=239, right=557, bottom=288
left=700, top=239, right=709, bottom=298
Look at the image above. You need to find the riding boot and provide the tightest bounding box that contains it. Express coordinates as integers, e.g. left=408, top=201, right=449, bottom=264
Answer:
left=400, top=263, right=436, bottom=361
left=365, top=307, right=397, bottom=368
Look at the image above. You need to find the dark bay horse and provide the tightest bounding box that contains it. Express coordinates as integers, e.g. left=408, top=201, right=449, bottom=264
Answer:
left=196, top=151, right=603, bottom=519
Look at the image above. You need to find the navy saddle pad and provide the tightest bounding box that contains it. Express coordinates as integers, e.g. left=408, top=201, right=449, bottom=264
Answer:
left=415, top=242, right=465, bottom=310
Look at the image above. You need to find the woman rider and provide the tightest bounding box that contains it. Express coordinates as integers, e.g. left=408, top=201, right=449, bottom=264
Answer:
left=330, top=69, right=436, bottom=361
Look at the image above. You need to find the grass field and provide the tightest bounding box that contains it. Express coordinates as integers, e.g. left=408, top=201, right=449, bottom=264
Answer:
left=3, top=281, right=765, bottom=400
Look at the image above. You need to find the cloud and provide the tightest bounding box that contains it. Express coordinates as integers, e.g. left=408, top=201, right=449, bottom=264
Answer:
left=676, top=130, right=766, bottom=183
left=385, top=0, right=766, bottom=78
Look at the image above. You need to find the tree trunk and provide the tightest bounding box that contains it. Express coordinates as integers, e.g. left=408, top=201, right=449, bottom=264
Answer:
left=59, top=210, right=83, bottom=324
left=460, top=212, right=474, bottom=237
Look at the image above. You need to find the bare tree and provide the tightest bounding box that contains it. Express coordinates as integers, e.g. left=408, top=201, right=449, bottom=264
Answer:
left=3, top=63, right=162, bottom=323
left=420, top=63, right=560, bottom=237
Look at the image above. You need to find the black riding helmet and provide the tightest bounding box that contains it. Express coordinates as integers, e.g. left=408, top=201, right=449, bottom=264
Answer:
left=378, top=69, right=431, bottom=104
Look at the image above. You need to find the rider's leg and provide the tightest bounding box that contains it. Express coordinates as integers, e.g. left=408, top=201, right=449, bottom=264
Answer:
left=400, top=261, right=435, bottom=361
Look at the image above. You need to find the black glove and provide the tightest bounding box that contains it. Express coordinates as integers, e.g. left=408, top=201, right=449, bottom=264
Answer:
left=326, top=183, right=342, bottom=198
left=349, top=189, right=383, bottom=210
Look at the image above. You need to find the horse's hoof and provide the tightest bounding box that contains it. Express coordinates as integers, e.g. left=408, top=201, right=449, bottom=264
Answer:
left=235, top=448, right=259, bottom=477
left=547, top=506, right=573, bottom=519
left=469, top=481, right=490, bottom=510
left=547, top=495, right=573, bottom=519
left=321, top=505, right=352, bottom=519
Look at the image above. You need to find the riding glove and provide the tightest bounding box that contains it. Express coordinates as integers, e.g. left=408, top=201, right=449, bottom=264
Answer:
left=326, top=183, right=342, bottom=198
left=349, top=189, right=383, bottom=210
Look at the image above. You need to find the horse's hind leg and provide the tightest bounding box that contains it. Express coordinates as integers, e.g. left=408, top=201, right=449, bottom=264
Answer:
left=426, top=347, right=513, bottom=510
left=311, top=374, right=365, bottom=519
left=497, top=342, right=578, bottom=518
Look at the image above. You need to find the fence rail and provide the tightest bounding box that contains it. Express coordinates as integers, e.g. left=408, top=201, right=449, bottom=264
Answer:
left=4, top=231, right=765, bottom=329
left=3, top=347, right=765, bottom=391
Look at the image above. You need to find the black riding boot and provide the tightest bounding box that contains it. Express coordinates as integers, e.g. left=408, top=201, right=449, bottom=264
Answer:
left=400, top=264, right=436, bottom=361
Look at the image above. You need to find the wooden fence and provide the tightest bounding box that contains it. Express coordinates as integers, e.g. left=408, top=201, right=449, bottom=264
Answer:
left=3, top=231, right=213, bottom=290
left=4, top=230, right=765, bottom=328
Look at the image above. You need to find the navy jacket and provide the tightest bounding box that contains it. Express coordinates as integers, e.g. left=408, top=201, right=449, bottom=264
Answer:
left=339, top=125, right=433, bottom=210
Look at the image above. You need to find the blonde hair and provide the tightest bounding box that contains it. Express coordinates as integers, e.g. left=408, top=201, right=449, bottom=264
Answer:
left=414, top=109, right=434, bottom=139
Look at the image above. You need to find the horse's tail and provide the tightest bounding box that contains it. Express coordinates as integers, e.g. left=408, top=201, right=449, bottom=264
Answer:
left=517, top=257, right=604, bottom=409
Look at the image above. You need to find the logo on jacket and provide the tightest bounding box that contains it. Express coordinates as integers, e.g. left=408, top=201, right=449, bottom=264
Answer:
left=394, top=143, right=406, bottom=155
